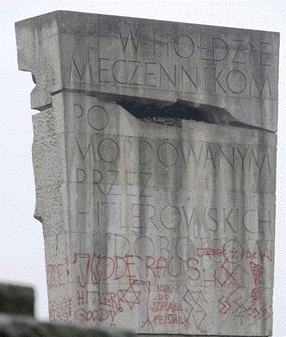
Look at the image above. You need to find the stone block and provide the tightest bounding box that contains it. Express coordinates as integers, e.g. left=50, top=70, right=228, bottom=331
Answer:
left=15, top=11, right=279, bottom=336
left=15, top=11, right=279, bottom=132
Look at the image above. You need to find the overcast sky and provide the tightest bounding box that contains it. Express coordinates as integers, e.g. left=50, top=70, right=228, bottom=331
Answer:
left=0, top=1, right=285, bottom=335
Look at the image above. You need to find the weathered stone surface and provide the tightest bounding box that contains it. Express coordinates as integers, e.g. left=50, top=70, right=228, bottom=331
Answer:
left=15, top=11, right=279, bottom=132
left=15, top=10, right=279, bottom=336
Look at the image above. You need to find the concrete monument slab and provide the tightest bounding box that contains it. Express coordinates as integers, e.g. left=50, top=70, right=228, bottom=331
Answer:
left=15, top=11, right=279, bottom=336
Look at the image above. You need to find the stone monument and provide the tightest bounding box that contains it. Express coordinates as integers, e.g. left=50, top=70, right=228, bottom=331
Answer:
left=15, top=11, right=279, bottom=336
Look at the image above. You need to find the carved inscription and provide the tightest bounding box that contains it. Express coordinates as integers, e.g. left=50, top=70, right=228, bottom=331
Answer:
left=48, top=238, right=273, bottom=331
left=15, top=11, right=278, bottom=336
left=70, top=58, right=273, bottom=98
left=44, top=97, right=275, bottom=335
left=67, top=28, right=276, bottom=99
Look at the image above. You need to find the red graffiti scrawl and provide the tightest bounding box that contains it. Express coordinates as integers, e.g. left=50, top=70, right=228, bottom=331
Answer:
left=118, top=284, right=140, bottom=309
left=251, top=287, right=262, bottom=302
left=250, top=262, right=263, bottom=286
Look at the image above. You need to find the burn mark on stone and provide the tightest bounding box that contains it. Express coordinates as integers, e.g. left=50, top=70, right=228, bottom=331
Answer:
left=118, top=98, right=236, bottom=127
left=117, top=97, right=268, bottom=131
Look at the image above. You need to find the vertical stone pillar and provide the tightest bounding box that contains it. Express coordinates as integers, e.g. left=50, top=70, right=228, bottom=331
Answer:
left=15, top=11, right=279, bottom=336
